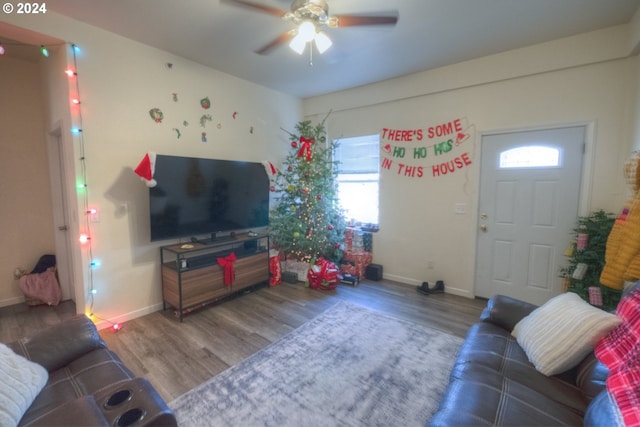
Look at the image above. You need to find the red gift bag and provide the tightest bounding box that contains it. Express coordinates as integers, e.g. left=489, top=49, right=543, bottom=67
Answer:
left=269, top=249, right=282, bottom=286
left=307, top=258, right=339, bottom=290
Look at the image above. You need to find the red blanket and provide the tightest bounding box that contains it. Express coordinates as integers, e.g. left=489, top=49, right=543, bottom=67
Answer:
left=595, top=285, right=640, bottom=427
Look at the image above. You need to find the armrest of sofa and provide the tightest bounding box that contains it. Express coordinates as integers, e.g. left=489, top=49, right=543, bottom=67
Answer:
left=20, top=396, right=110, bottom=427
left=479, top=294, right=538, bottom=332
left=8, top=315, right=107, bottom=372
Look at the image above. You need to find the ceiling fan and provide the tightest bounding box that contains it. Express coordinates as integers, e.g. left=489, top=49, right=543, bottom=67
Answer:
left=223, top=0, right=399, bottom=56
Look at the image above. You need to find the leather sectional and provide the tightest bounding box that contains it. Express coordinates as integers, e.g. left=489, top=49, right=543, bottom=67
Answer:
left=6, top=315, right=176, bottom=426
left=429, top=293, right=622, bottom=426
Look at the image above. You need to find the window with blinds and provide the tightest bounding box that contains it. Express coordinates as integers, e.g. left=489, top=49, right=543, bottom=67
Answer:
left=334, top=134, right=380, bottom=225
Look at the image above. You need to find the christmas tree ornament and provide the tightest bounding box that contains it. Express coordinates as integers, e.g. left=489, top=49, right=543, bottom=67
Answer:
left=200, top=97, right=211, bottom=109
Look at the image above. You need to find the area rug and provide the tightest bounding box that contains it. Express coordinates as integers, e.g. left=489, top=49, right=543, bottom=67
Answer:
left=168, top=301, right=462, bottom=427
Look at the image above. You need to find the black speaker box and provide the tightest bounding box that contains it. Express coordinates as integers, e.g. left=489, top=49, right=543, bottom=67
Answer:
left=365, top=264, right=383, bottom=281
left=282, top=271, right=298, bottom=283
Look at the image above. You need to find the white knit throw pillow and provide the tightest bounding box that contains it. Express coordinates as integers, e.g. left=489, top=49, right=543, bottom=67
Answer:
left=0, top=343, right=48, bottom=427
left=512, top=292, right=621, bottom=376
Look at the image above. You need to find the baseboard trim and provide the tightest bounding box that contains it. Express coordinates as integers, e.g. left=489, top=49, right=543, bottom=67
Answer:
left=382, top=273, right=475, bottom=299
left=0, top=295, right=25, bottom=308
left=383, top=273, right=421, bottom=286
left=93, top=302, right=165, bottom=330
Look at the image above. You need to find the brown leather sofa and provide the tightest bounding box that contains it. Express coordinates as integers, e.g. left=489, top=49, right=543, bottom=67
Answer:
left=429, top=293, right=622, bottom=427
left=6, top=315, right=177, bottom=427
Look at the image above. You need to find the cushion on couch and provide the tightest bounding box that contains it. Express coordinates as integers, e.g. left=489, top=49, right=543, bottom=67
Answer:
left=0, top=343, right=48, bottom=427
left=512, top=292, right=621, bottom=375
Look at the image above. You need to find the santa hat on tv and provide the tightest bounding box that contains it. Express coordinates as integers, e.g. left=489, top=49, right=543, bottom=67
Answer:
left=262, top=160, right=278, bottom=191
left=262, top=160, right=277, bottom=177
left=134, top=152, right=157, bottom=187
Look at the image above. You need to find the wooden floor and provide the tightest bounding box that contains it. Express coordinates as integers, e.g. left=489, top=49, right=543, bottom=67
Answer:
left=0, top=279, right=486, bottom=402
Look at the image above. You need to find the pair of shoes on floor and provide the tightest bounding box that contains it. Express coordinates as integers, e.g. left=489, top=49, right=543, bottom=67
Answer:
left=416, top=280, right=445, bottom=295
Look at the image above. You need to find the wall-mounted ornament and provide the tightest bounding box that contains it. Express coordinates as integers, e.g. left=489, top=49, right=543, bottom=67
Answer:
left=200, top=114, right=212, bottom=128
left=233, top=112, right=238, bottom=119
left=250, top=126, right=254, bottom=134
left=200, top=97, right=211, bottom=109
left=217, top=123, right=222, bottom=129
left=172, top=93, right=178, bottom=102
left=149, top=108, right=164, bottom=123
left=183, top=120, right=189, bottom=127
left=201, top=132, right=207, bottom=143
left=173, top=128, right=181, bottom=139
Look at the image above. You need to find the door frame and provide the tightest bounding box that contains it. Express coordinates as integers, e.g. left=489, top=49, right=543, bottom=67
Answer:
left=47, top=120, right=84, bottom=313
left=471, top=121, right=596, bottom=298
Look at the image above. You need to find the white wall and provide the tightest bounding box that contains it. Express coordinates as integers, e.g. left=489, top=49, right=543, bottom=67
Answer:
left=3, top=12, right=301, bottom=326
left=304, top=24, right=640, bottom=298
left=0, top=56, right=55, bottom=305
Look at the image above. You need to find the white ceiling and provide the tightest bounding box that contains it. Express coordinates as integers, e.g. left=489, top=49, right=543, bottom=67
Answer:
left=5, top=0, right=640, bottom=98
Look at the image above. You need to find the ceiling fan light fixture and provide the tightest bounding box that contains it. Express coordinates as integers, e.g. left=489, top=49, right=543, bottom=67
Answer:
left=314, top=31, right=332, bottom=53
left=297, top=21, right=317, bottom=43
left=289, top=34, right=307, bottom=54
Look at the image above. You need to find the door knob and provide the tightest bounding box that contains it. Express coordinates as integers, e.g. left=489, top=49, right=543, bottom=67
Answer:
left=58, top=225, right=68, bottom=231
left=480, top=224, right=488, bottom=232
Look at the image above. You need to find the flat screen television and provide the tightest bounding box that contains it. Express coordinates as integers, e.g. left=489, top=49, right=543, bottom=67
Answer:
left=149, top=155, right=269, bottom=242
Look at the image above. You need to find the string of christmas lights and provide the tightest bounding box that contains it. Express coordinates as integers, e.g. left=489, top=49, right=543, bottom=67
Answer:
left=0, top=40, right=61, bottom=57
left=66, top=44, right=119, bottom=331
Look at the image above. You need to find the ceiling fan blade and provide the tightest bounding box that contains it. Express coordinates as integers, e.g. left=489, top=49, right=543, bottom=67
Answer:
left=221, top=0, right=287, bottom=17
left=331, top=14, right=399, bottom=28
left=255, top=31, right=295, bottom=55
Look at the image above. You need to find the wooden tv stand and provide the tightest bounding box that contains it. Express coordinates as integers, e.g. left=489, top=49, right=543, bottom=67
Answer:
left=160, top=233, right=269, bottom=321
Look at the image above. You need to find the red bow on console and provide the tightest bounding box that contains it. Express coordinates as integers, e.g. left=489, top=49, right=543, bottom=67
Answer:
left=297, top=136, right=314, bottom=162
left=217, top=252, right=237, bottom=286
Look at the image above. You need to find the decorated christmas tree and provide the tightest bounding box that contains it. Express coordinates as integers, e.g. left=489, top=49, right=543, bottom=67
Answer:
left=270, top=117, right=346, bottom=263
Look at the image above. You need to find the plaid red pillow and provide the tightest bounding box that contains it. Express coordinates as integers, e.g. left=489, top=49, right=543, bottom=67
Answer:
left=595, top=285, right=640, bottom=427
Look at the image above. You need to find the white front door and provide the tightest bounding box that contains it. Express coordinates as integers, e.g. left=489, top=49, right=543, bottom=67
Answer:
left=475, top=126, right=585, bottom=305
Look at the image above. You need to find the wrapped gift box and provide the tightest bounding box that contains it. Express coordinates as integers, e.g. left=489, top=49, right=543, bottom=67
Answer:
left=284, top=259, right=311, bottom=282
left=340, top=250, right=372, bottom=278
